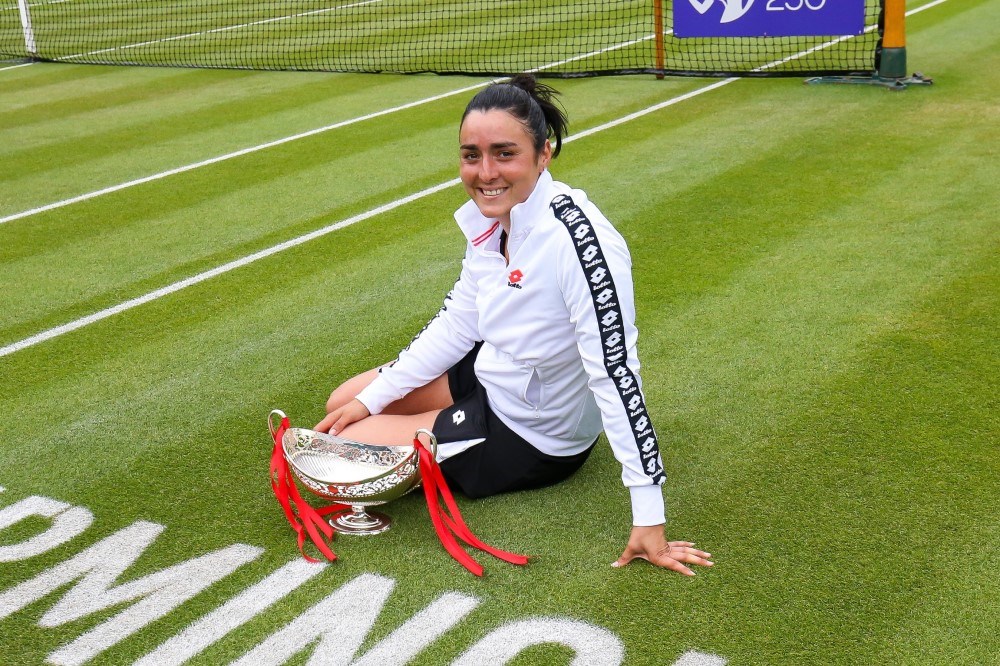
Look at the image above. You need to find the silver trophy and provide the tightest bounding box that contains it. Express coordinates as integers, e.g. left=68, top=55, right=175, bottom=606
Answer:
left=269, top=409, right=435, bottom=535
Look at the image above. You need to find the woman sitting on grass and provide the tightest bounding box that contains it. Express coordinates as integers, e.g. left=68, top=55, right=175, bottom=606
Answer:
left=317, top=73, right=712, bottom=576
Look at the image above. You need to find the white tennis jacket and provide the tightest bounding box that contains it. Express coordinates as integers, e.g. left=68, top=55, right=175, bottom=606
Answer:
left=357, top=171, right=666, bottom=525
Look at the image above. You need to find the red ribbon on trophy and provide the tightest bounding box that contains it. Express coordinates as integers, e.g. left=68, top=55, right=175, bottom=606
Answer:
left=410, top=436, right=529, bottom=577
left=269, top=414, right=345, bottom=563
left=269, top=414, right=528, bottom=576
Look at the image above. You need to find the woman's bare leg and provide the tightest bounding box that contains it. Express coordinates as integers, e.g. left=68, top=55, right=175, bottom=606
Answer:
left=325, top=368, right=380, bottom=412
left=336, top=411, right=443, bottom=447
left=326, top=367, right=453, bottom=416
left=321, top=366, right=453, bottom=446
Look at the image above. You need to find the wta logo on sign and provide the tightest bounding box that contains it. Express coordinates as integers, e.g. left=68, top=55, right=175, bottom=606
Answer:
left=674, top=0, right=865, bottom=38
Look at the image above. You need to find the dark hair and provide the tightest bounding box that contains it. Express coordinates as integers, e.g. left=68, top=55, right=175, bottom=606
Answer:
left=461, top=73, right=569, bottom=158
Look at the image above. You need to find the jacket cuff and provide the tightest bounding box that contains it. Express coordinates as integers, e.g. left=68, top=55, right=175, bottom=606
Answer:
left=355, top=378, right=400, bottom=416
left=629, top=485, right=666, bottom=526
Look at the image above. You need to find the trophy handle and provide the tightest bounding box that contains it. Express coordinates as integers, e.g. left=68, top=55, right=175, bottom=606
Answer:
left=268, top=409, right=288, bottom=439
left=414, top=428, right=438, bottom=460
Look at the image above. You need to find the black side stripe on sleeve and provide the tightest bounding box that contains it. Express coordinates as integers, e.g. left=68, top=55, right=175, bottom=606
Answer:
left=550, top=194, right=665, bottom=483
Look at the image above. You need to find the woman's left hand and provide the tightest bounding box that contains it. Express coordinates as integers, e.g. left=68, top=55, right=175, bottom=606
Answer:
left=314, top=398, right=370, bottom=435
left=612, top=524, right=713, bottom=576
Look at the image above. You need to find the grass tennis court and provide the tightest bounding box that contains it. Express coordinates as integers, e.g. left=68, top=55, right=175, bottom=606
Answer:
left=1, top=0, right=997, bottom=663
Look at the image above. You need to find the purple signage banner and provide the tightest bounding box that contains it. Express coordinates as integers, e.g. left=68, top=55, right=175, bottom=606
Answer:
left=674, top=0, right=866, bottom=38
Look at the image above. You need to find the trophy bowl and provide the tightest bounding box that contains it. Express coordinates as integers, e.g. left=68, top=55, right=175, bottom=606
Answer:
left=269, top=410, right=436, bottom=535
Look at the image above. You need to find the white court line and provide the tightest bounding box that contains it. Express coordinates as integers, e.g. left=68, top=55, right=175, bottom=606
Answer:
left=0, top=0, right=947, bottom=359
left=0, top=178, right=461, bottom=358
left=58, top=0, right=385, bottom=61
left=0, top=0, right=380, bottom=68
left=0, top=0, right=73, bottom=11
left=530, top=33, right=659, bottom=73
left=898, top=0, right=950, bottom=16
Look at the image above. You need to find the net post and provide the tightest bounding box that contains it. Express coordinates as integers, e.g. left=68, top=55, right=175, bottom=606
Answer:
left=873, top=0, right=933, bottom=87
left=878, top=0, right=906, bottom=78
left=16, top=0, right=38, bottom=56
left=804, top=0, right=931, bottom=90
left=653, top=0, right=665, bottom=79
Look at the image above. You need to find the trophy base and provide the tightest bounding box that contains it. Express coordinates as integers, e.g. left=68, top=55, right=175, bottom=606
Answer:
left=328, top=506, right=392, bottom=535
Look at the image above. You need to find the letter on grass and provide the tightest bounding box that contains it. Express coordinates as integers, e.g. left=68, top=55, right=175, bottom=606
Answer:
left=350, top=590, right=479, bottom=666
left=673, top=650, right=728, bottom=666
left=0, top=520, right=261, bottom=666
left=231, top=573, right=479, bottom=666
left=0, top=495, right=94, bottom=562
left=133, top=559, right=326, bottom=666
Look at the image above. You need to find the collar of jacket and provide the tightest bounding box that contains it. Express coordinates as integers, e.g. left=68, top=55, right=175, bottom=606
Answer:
left=454, top=170, right=554, bottom=256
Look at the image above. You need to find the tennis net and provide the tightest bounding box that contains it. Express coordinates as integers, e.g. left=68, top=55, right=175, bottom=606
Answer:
left=2, top=1, right=884, bottom=77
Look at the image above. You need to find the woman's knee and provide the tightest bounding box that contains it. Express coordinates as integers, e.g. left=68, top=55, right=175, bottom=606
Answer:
left=325, top=368, right=382, bottom=413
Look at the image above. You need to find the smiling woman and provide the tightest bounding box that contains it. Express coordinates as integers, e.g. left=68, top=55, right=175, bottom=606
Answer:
left=316, top=73, right=713, bottom=576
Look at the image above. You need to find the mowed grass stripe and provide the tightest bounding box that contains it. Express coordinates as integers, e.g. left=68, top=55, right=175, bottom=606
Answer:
left=664, top=248, right=998, bottom=665
left=0, top=68, right=403, bottom=164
